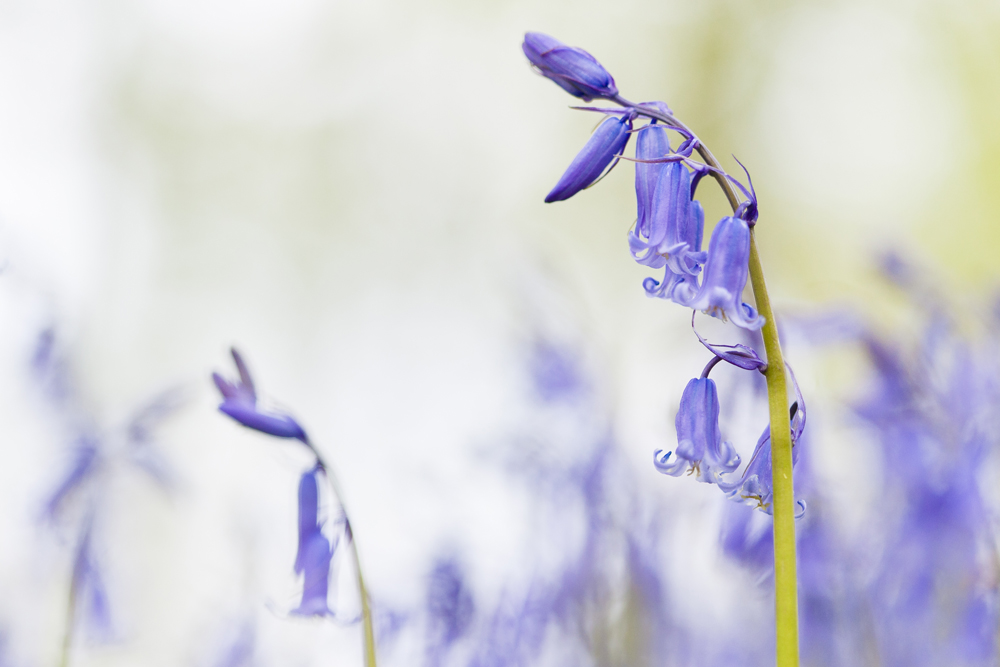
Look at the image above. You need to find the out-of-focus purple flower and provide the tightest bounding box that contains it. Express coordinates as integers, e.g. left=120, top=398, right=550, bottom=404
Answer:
left=213, top=348, right=307, bottom=442
left=424, top=558, right=474, bottom=665
left=210, top=622, right=255, bottom=667
left=544, top=113, right=633, bottom=203
left=721, top=369, right=806, bottom=514
left=43, top=436, right=100, bottom=521
left=292, top=466, right=335, bottom=617
left=686, top=216, right=764, bottom=330
left=71, top=523, right=113, bottom=641
left=654, top=377, right=740, bottom=483
left=529, top=340, right=582, bottom=402
left=522, top=32, right=618, bottom=102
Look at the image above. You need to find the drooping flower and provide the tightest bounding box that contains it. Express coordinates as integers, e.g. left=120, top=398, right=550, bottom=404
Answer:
left=522, top=32, right=618, bottom=102
left=685, top=216, right=764, bottom=330
left=720, top=371, right=807, bottom=514
left=654, top=377, right=740, bottom=483
left=292, top=466, right=336, bottom=617
left=213, top=348, right=308, bottom=442
left=544, top=113, right=633, bottom=203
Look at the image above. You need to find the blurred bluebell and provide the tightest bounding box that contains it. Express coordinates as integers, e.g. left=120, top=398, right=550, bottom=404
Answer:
left=529, top=340, right=582, bottom=403
left=292, top=466, right=336, bottom=617
left=654, top=377, right=740, bottom=484
left=522, top=32, right=618, bottom=102
left=70, top=521, right=113, bottom=641
left=686, top=216, right=764, bottom=330
left=424, top=558, right=474, bottom=666
left=213, top=348, right=307, bottom=442
left=544, top=113, right=633, bottom=203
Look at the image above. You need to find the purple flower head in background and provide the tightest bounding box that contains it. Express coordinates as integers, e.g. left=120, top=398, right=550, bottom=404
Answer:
left=213, top=348, right=307, bottom=443
left=686, top=216, right=764, bottom=330
left=654, top=377, right=740, bottom=483
left=425, top=558, right=475, bottom=664
left=292, top=466, right=336, bottom=617
left=522, top=32, right=618, bottom=102
left=544, top=112, right=633, bottom=203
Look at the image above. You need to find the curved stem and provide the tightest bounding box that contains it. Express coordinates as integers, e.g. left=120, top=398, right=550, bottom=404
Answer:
left=611, top=95, right=800, bottom=667
left=313, top=451, right=378, bottom=667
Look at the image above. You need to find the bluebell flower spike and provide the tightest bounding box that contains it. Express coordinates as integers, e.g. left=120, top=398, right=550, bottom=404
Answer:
left=654, top=377, right=740, bottom=484
left=213, top=348, right=309, bottom=443
left=522, top=32, right=618, bottom=102
left=686, top=216, right=765, bottom=330
left=545, top=113, right=633, bottom=203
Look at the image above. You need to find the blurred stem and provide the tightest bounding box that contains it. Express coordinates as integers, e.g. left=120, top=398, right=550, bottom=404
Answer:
left=58, top=573, right=76, bottom=667
left=612, top=96, right=800, bottom=667
left=314, top=451, right=377, bottom=667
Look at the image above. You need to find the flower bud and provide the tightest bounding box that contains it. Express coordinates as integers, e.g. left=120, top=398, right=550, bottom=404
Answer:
left=544, top=114, right=632, bottom=203
left=522, top=32, right=618, bottom=102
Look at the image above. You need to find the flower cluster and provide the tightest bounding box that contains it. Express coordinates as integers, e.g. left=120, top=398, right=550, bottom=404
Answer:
left=524, top=32, right=801, bottom=512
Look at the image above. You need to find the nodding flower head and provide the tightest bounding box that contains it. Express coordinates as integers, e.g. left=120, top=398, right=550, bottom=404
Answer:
left=545, top=113, right=633, bottom=203
left=685, top=216, right=765, bottom=330
left=654, top=377, right=740, bottom=484
left=292, top=466, right=336, bottom=617
left=721, top=381, right=807, bottom=515
left=212, top=348, right=308, bottom=443
left=522, top=32, right=618, bottom=102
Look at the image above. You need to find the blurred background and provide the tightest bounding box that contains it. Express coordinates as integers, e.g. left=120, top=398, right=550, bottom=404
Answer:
left=1, top=0, right=1000, bottom=665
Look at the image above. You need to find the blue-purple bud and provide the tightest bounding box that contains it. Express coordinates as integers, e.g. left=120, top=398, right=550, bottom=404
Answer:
left=545, top=114, right=632, bottom=203
left=292, top=467, right=334, bottom=616
left=654, top=377, right=740, bottom=484
left=212, top=348, right=308, bottom=442
left=522, top=32, right=618, bottom=102
left=686, top=216, right=764, bottom=330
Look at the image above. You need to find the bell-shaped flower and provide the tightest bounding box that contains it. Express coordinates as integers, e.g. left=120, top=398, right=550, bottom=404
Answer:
left=686, top=216, right=764, bottom=330
left=212, top=348, right=308, bottom=442
left=654, top=377, right=740, bottom=484
left=545, top=113, right=632, bottom=203
left=522, top=32, right=618, bottom=102
left=292, top=466, right=336, bottom=616
left=720, top=375, right=807, bottom=515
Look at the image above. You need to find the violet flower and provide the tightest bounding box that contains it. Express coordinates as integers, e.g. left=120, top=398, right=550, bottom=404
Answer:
left=720, top=375, right=807, bottom=515
left=213, top=348, right=307, bottom=442
left=522, top=32, right=618, bottom=102
left=654, top=377, right=740, bottom=484
left=686, top=216, right=764, bottom=330
left=544, top=113, right=632, bottom=203
left=292, top=466, right=336, bottom=617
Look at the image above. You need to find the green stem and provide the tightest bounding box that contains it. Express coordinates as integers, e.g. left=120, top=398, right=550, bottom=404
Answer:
left=58, top=570, right=77, bottom=667
left=612, top=97, right=800, bottom=667
left=313, top=452, right=378, bottom=667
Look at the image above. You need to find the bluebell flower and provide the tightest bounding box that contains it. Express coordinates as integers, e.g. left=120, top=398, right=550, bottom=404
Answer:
left=544, top=113, right=632, bottom=203
left=522, top=32, right=618, bottom=102
left=213, top=348, right=308, bottom=442
left=654, top=377, right=740, bottom=483
left=292, top=466, right=336, bottom=617
left=629, top=122, right=708, bottom=306
left=686, top=216, right=764, bottom=330
left=424, top=558, right=474, bottom=665
left=720, top=370, right=807, bottom=514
